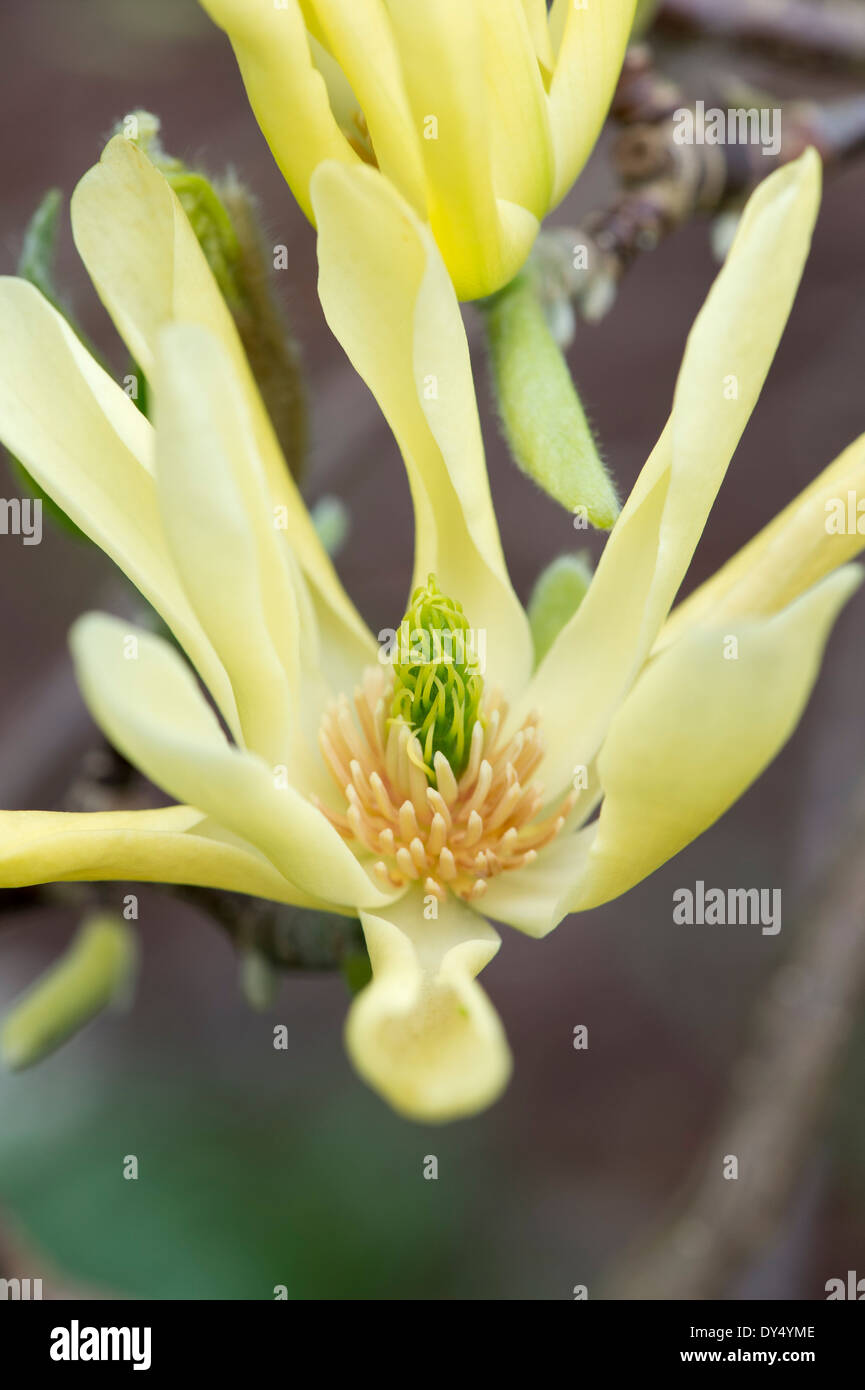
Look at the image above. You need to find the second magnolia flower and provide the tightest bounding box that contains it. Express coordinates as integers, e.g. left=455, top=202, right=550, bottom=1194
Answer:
left=199, top=0, right=637, bottom=298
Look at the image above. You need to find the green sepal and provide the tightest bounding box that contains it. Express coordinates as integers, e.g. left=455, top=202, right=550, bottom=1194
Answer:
left=1, top=913, right=137, bottom=1071
left=480, top=271, right=620, bottom=529
left=239, top=946, right=280, bottom=1013
left=8, top=190, right=95, bottom=542
left=527, top=552, right=594, bottom=666
left=341, top=950, right=373, bottom=997
left=311, top=495, right=350, bottom=557
left=17, top=187, right=64, bottom=312
left=121, top=111, right=308, bottom=479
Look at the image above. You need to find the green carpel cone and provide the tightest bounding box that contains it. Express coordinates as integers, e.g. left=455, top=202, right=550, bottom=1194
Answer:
left=389, top=575, right=484, bottom=781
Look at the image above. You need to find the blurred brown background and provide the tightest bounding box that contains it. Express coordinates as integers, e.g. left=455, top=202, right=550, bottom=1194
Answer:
left=0, top=0, right=864, bottom=1299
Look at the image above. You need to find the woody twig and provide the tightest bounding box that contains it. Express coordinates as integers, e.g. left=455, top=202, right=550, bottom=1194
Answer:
left=657, top=0, right=865, bottom=69
left=0, top=733, right=364, bottom=979
left=602, top=777, right=865, bottom=1300
left=533, top=46, right=865, bottom=337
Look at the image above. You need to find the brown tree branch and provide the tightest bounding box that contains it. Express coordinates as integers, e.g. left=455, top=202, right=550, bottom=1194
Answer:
left=602, top=779, right=865, bottom=1300
left=173, top=885, right=365, bottom=974
left=657, top=0, right=865, bottom=68
left=534, top=46, right=865, bottom=334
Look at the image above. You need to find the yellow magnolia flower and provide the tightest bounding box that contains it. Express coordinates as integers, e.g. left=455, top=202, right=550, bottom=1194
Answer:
left=198, top=0, right=637, bottom=299
left=1, top=138, right=864, bottom=1123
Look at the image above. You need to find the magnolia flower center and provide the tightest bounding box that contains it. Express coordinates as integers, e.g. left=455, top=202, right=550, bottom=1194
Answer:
left=389, top=575, right=483, bottom=778
left=315, top=577, right=573, bottom=903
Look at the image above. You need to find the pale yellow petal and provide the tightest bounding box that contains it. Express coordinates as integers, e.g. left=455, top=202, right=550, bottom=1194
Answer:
left=521, top=0, right=555, bottom=73
left=305, top=32, right=359, bottom=134
left=346, top=890, right=511, bottom=1122
left=481, top=822, right=595, bottom=938
left=0, top=806, right=331, bottom=908
left=312, top=161, right=534, bottom=699
left=69, top=614, right=390, bottom=910
left=70, top=135, right=375, bottom=688
left=475, top=0, right=554, bottom=217
left=656, top=430, right=865, bottom=649
left=547, top=0, right=637, bottom=205
left=304, top=0, right=426, bottom=213
left=154, top=323, right=329, bottom=793
left=0, top=277, right=239, bottom=735
left=570, top=566, right=862, bottom=912
left=510, top=151, right=822, bottom=797
left=383, top=0, right=532, bottom=298
left=486, top=566, right=860, bottom=933
left=200, top=0, right=358, bottom=221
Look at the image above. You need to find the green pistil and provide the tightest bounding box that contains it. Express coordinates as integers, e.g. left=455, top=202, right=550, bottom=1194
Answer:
left=390, top=575, right=484, bottom=780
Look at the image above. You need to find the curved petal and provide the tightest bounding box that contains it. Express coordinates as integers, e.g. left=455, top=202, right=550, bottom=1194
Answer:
left=69, top=613, right=391, bottom=911
left=481, top=822, right=595, bottom=938
left=487, top=565, right=861, bottom=933
left=572, top=565, right=862, bottom=912
left=199, top=0, right=359, bottom=221
left=304, top=0, right=426, bottom=214
left=475, top=0, right=554, bottom=217
left=656, top=430, right=865, bottom=649
left=521, top=0, right=555, bottom=73
left=0, top=806, right=332, bottom=908
left=383, top=0, right=536, bottom=297
left=546, top=0, right=636, bottom=205
left=347, top=889, right=511, bottom=1122
left=70, top=134, right=375, bottom=690
left=154, top=323, right=330, bottom=794
left=511, top=151, right=822, bottom=796
left=0, top=278, right=238, bottom=735
left=312, top=160, right=534, bottom=700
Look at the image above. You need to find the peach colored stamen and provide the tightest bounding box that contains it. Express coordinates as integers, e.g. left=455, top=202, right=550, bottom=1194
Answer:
left=315, top=667, right=575, bottom=903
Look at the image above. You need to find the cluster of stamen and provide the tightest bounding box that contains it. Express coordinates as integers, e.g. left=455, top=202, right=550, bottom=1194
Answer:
left=316, top=667, right=574, bottom=903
